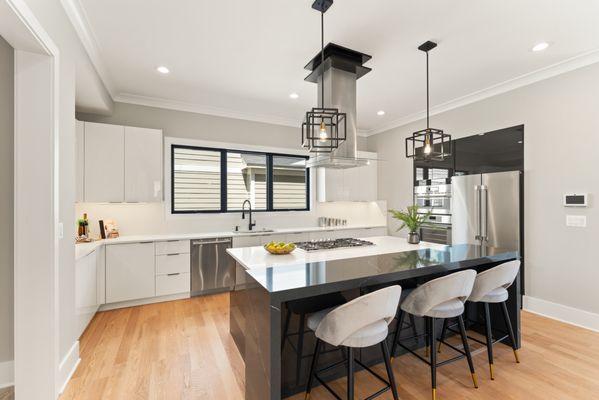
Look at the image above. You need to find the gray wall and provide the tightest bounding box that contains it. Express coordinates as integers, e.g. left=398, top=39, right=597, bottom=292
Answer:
left=368, top=62, right=599, bottom=315
left=78, top=102, right=302, bottom=150
left=0, top=35, right=14, bottom=364
left=77, top=102, right=369, bottom=151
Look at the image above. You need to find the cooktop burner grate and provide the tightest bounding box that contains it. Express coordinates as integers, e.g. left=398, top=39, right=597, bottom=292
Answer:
left=294, top=238, right=374, bottom=252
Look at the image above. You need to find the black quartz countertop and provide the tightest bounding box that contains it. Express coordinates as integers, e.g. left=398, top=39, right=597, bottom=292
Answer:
left=246, top=244, right=519, bottom=301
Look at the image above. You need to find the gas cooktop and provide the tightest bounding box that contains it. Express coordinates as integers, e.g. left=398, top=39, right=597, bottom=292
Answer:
left=294, top=238, right=374, bottom=252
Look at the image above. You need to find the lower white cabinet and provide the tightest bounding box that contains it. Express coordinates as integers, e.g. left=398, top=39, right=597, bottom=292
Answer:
left=75, top=249, right=99, bottom=338
left=156, top=273, right=190, bottom=296
left=106, top=242, right=156, bottom=303
left=154, top=240, right=190, bottom=297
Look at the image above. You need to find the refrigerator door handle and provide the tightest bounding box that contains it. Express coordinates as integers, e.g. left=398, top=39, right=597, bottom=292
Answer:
left=480, top=185, right=488, bottom=241
left=474, top=185, right=481, bottom=241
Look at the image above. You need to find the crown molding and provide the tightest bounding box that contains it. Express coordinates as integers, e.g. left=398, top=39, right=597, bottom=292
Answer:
left=114, top=93, right=302, bottom=128
left=361, top=48, right=599, bottom=137
left=61, top=0, right=116, bottom=96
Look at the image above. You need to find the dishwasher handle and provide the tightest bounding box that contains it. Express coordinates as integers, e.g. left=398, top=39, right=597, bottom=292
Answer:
left=192, top=239, right=232, bottom=246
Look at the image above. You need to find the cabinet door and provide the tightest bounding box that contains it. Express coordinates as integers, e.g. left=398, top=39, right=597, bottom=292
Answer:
left=96, top=244, right=106, bottom=305
left=84, top=122, right=125, bottom=202
left=124, top=126, right=163, bottom=202
left=75, top=249, right=98, bottom=337
left=75, top=120, right=85, bottom=203
left=106, top=242, right=155, bottom=303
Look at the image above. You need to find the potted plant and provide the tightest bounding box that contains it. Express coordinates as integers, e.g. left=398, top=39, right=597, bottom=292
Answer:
left=388, top=205, right=431, bottom=244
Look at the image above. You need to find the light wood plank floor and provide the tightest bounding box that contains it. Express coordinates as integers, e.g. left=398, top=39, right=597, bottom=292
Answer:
left=0, top=387, right=14, bottom=400
left=61, top=294, right=599, bottom=399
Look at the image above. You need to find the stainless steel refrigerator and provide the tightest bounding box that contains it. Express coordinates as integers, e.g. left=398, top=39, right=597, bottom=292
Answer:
left=451, top=171, right=520, bottom=251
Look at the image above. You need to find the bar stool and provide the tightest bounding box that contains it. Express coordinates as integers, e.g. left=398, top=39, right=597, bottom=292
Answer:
left=281, top=292, right=347, bottom=386
left=440, top=260, right=521, bottom=380
left=390, top=270, right=478, bottom=400
left=304, top=286, right=402, bottom=400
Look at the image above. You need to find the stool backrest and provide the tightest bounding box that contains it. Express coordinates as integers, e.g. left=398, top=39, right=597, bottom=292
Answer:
left=401, top=270, right=477, bottom=316
left=469, top=260, right=521, bottom=302
left=315, top=285, right=402, bottom=347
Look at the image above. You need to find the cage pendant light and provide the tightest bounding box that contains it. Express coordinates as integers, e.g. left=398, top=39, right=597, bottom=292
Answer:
left=301, top=0, right=346, bottom=154
left=405, top=41, right=451, bottom=161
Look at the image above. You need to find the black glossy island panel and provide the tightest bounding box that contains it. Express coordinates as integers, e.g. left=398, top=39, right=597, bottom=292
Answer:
left=229, top=244, right=520, bottom=400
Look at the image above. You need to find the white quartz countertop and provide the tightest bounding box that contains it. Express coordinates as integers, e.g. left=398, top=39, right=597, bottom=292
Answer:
left=75, top=224, right=386, bottom=261
left=226, top=236, right=447, bottom=270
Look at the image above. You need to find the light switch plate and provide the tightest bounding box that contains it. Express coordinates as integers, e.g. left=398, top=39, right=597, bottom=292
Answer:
left=58, top=222, right=64, bottom=238
left=566, top=215, right=587, bottom=227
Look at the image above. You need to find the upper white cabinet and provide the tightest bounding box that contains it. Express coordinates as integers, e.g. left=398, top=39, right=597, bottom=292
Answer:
left=75, top=120, right=85, bottom=203
left=84, top=122, right=125, bottom=202
left=317, top=151, right=378, bottom=202
left=78, top=121, right=163, bottom=203
left=124, top=126, right=163, bottom=202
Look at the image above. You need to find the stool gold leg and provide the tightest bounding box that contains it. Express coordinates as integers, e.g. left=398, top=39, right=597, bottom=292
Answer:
left=431, top=388, right=437, bottom=400
left=489, top=363, right=495, bottom=380
left=471, top=372, right=479, bottom=389
left=513, top=349, right=521, bottom=363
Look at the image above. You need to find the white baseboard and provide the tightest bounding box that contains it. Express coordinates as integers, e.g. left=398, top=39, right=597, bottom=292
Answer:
left=0, top=360, right=14, bottom=389
left=99, top=292, right=190, bottom=311
left=57, top=341, right=80, bottom=395
left=523, top=295, right=599, bottom=333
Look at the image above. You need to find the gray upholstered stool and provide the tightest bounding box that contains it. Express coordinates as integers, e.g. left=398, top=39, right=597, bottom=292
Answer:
left=440, top=260, right=521, bottom=380
left=304, top=286, right=402, bottom=400
left=390, top=270, right=478, bottom=400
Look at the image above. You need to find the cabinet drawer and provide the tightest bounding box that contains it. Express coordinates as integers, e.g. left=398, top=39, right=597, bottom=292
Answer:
left=156, top=272, right=190, bottom=296
left=155, top=240, right=190, bottom=255
left=156, top=253, right=190, bottom=275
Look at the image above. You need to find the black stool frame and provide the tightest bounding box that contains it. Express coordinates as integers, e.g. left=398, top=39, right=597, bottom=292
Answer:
left=390, top=310, right=478, bottom=400
left=305, top=339, right=399, bottom=400
left=438, top=301, right=520, bottom=379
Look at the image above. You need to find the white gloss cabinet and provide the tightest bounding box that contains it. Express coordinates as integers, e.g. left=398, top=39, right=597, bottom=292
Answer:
left=124, top=126, right=163, bottom=202
left=78, top=120, right=163, bottom=203
left=106, top=242, right=156, bottom=303
left=75, top=248, right=99, bottom=338
left=75, top=120, right=85, bottom=203
left=84, top=122, right=125, bottom=202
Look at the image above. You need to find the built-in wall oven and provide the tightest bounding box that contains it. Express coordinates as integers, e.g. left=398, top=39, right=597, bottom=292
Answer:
left=414, top=184, right=452, bottom=244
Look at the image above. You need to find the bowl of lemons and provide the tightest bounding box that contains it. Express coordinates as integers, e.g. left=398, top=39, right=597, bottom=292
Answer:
left=264, top=241, right=296, bottom=255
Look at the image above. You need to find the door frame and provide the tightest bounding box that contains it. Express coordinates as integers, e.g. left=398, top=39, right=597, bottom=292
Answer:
left=0, top=0, right=61, bottom=398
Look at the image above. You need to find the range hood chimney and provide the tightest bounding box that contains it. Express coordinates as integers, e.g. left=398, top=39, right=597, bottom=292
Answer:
left=304, top=43, right=373, bottom=169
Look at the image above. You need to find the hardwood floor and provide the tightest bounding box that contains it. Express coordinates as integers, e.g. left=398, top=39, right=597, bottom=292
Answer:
left=61, top=293, right=599, bottom=399
left=0, top=387, right=14, bottom=400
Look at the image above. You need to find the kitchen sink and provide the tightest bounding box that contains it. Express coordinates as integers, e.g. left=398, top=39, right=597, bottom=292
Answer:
left=232, top=228, right=276, bottom=234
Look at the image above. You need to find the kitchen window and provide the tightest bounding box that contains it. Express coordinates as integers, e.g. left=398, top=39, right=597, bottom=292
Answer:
left=171, top=145, right=309, bottom=213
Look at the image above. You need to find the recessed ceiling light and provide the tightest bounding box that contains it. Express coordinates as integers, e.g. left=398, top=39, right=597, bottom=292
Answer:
left=289, top=92, right=299, bottom=99
left=518, top=140, right=523, bottom=144
left=156, top=66, right=170, bottom=74
left=377, top=110, right=385, bottom=116
left=532, top=42, right=549, bottom=52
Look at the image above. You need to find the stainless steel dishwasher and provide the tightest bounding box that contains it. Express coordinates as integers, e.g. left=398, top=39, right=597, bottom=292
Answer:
left=191, top=237, right=235, bottom=297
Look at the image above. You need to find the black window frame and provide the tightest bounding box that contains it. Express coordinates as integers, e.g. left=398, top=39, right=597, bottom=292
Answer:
left=171, top=144, right=310, bottom=214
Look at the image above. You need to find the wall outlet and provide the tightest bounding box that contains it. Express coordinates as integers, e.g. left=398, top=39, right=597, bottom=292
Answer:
left=566, top=215, right=587, bottom=227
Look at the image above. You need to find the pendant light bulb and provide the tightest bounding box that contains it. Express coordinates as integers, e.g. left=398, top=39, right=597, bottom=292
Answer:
left=319, top=121, right=328, bottom=141
left=424, top=134, right=432, bottom=155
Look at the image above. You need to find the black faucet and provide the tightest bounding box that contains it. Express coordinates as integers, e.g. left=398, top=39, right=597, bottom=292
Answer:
left=241, top=200, right=256, bottom=231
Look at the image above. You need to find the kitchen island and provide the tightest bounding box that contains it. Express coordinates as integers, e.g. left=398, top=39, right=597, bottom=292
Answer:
left=227, top=236, right=520, bottom=400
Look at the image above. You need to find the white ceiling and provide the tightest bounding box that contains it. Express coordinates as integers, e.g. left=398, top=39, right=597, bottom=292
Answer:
left=73, top=0, right=599, bottom=134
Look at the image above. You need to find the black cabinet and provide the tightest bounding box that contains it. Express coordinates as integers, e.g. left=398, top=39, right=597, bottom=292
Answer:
left=453, top=125, right=523, bottom=175
left=414, top=125, right=524, bottom=183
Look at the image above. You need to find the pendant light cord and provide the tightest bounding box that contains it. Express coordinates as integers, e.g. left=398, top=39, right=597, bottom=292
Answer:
left=426, top=50, right=430, bottom=129
left=321, top=10, right=325, bottom=108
